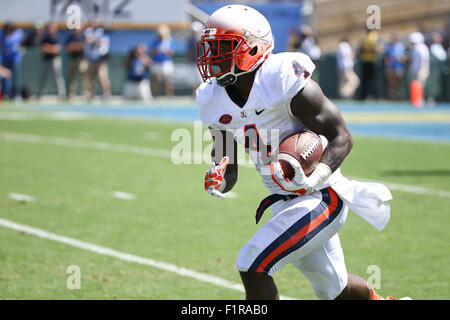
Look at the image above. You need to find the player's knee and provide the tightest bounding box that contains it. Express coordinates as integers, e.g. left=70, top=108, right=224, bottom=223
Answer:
left=236, top=251, right=250, bottom=272
left=236, top=244, right=257, bottom=272
left=306, top=268, right=348, bottom=300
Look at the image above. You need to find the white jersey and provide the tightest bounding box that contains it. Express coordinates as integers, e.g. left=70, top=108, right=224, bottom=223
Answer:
left=197, top=52, right=337, bottom=194
left=197, top=51, right=393, bottom=231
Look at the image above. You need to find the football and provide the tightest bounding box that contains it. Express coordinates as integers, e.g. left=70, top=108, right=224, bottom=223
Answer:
left=277, top=130, right=323, bottom=178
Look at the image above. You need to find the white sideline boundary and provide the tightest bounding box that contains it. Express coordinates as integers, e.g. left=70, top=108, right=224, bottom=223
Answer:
left=0, top=217, right=296, bottom=300
left=1, top=131, right=450, bottom=199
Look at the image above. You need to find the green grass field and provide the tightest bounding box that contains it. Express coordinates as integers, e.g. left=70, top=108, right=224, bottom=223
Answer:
left=0, top=108, right=449, bottom=300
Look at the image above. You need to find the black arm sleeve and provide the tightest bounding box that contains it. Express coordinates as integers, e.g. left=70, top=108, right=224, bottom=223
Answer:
left=210, top=127, right=238, bottom=193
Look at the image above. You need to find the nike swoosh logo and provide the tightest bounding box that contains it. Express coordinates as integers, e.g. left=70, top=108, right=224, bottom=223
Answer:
left=255, top=109, right=265, bottom=115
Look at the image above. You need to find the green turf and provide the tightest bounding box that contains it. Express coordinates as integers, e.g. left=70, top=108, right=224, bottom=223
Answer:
left=0, top=112, right=449, bottom=300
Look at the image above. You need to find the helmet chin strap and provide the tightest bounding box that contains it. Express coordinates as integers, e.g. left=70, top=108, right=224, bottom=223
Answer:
left=215, top=46, right=272, bottom=87
left=216, top=61, right=254, bottom=87
left=216, top=63, right=238, bottom=87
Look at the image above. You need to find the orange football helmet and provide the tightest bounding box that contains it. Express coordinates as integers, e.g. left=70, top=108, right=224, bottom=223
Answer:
left=196, top=5, right=274, bottom=87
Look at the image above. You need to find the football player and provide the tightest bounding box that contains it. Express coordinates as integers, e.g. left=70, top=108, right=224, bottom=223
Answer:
left=197, top=5, right=409, bottom=300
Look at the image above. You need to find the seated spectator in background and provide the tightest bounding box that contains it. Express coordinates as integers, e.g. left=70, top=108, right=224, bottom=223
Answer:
left=82, top=18, right=111, bottom=100
left=123, top=43, right=152, bottom=101
left=0, top=22, right=24, bottom=100
left=384, top=32, right=406, bottom=100
left=37, top=22, right=66, bottom=100
left=408, top=31, right=429, bottom=87
left=336, top=37, right=359, bottom=99
left=150, top=24, right=174, bottom=97
left=65, top=27, right=84, bottom=100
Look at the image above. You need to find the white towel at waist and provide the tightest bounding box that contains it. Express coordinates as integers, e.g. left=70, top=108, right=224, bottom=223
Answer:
left=319, top=169, right=392, bottom=231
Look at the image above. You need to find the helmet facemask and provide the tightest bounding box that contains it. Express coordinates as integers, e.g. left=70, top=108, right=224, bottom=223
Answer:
left=197, top=35, right=245, bottom=86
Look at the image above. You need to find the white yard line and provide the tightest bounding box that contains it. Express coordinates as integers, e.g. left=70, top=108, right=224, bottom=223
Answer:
left=346, top=176, right=450, bottom=199
left=1, top=131, right=449, bottom=199
left=0, top=217, right=295, bottom=300
left=112, top=191, right=137, bottom=200
left=8, top=193, right=35, bottom=202
left=0, top=131, right=171, bottom=158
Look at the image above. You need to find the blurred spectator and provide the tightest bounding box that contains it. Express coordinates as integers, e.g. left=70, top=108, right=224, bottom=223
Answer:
left=427, top=32, right=446, bottom=104
left=150, top=24, right=174, bottom=97
left=336, top=37, right=359, bottom=99
left=408, top=31, right=429, bottom=86
left=65, top=28, right=84, bottom=100
left=384, top=32, right=406, bottom=100
left=0, top=62, right=11, bottom=80
left=0, top=59, right=12, bottom=96
left=187, top=21, right=204, bottom=96
left=123, top=43, right=152, bottom=101
left=429, top=32, right=447, bottom=62
left=23, top=20, right=45, bottom=47
left=297, top=25, right=321, bottom=65
left=358, top=29, right=380, bottom=100
left=82, top=18, right=111, bottom=100
left=37, top=22, right=67, bottom=100
left=287, top=26, right=301, bottom=52
left=0, top=22, right=24, bottom=99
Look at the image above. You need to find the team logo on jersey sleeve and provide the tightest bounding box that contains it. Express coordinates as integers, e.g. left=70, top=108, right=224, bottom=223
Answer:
left=219, top=114, right=232, bottom=124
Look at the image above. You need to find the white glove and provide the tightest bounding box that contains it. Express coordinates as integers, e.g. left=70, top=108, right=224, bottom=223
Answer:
left=204, top=156, right=229, bottom=199
left=270, top=154, right=332, bottom=195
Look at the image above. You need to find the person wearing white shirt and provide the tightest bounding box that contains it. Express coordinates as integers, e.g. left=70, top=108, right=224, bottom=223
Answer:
left=336, top=38, right=360, bottom=99
left=409, top=32, right=430, bottom=86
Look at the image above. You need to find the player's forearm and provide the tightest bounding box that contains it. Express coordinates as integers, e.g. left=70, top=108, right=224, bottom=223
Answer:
left=209, top=127, right=238, bottom=193
left=210, top=147, right=238, bottom=193
left=222, top=163, right=238, bottom=193
left=320, top=129, right=353, bottom=173
left=290, top=80, right=354, bottom=173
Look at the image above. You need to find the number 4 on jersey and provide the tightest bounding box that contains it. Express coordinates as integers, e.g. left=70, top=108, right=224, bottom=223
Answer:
left=292, top=60, right=310, bottom=79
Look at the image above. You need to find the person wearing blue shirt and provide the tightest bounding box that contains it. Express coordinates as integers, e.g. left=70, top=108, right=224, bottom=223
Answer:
left=123, top=44, right=152, bottom=100
left=82, top=18, right=111, bottom=100
left=0, top=22, right=24, bottom=99
left=149, top=24, right=174, bottom=97
left=384, top=33, right=406, bottom=100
